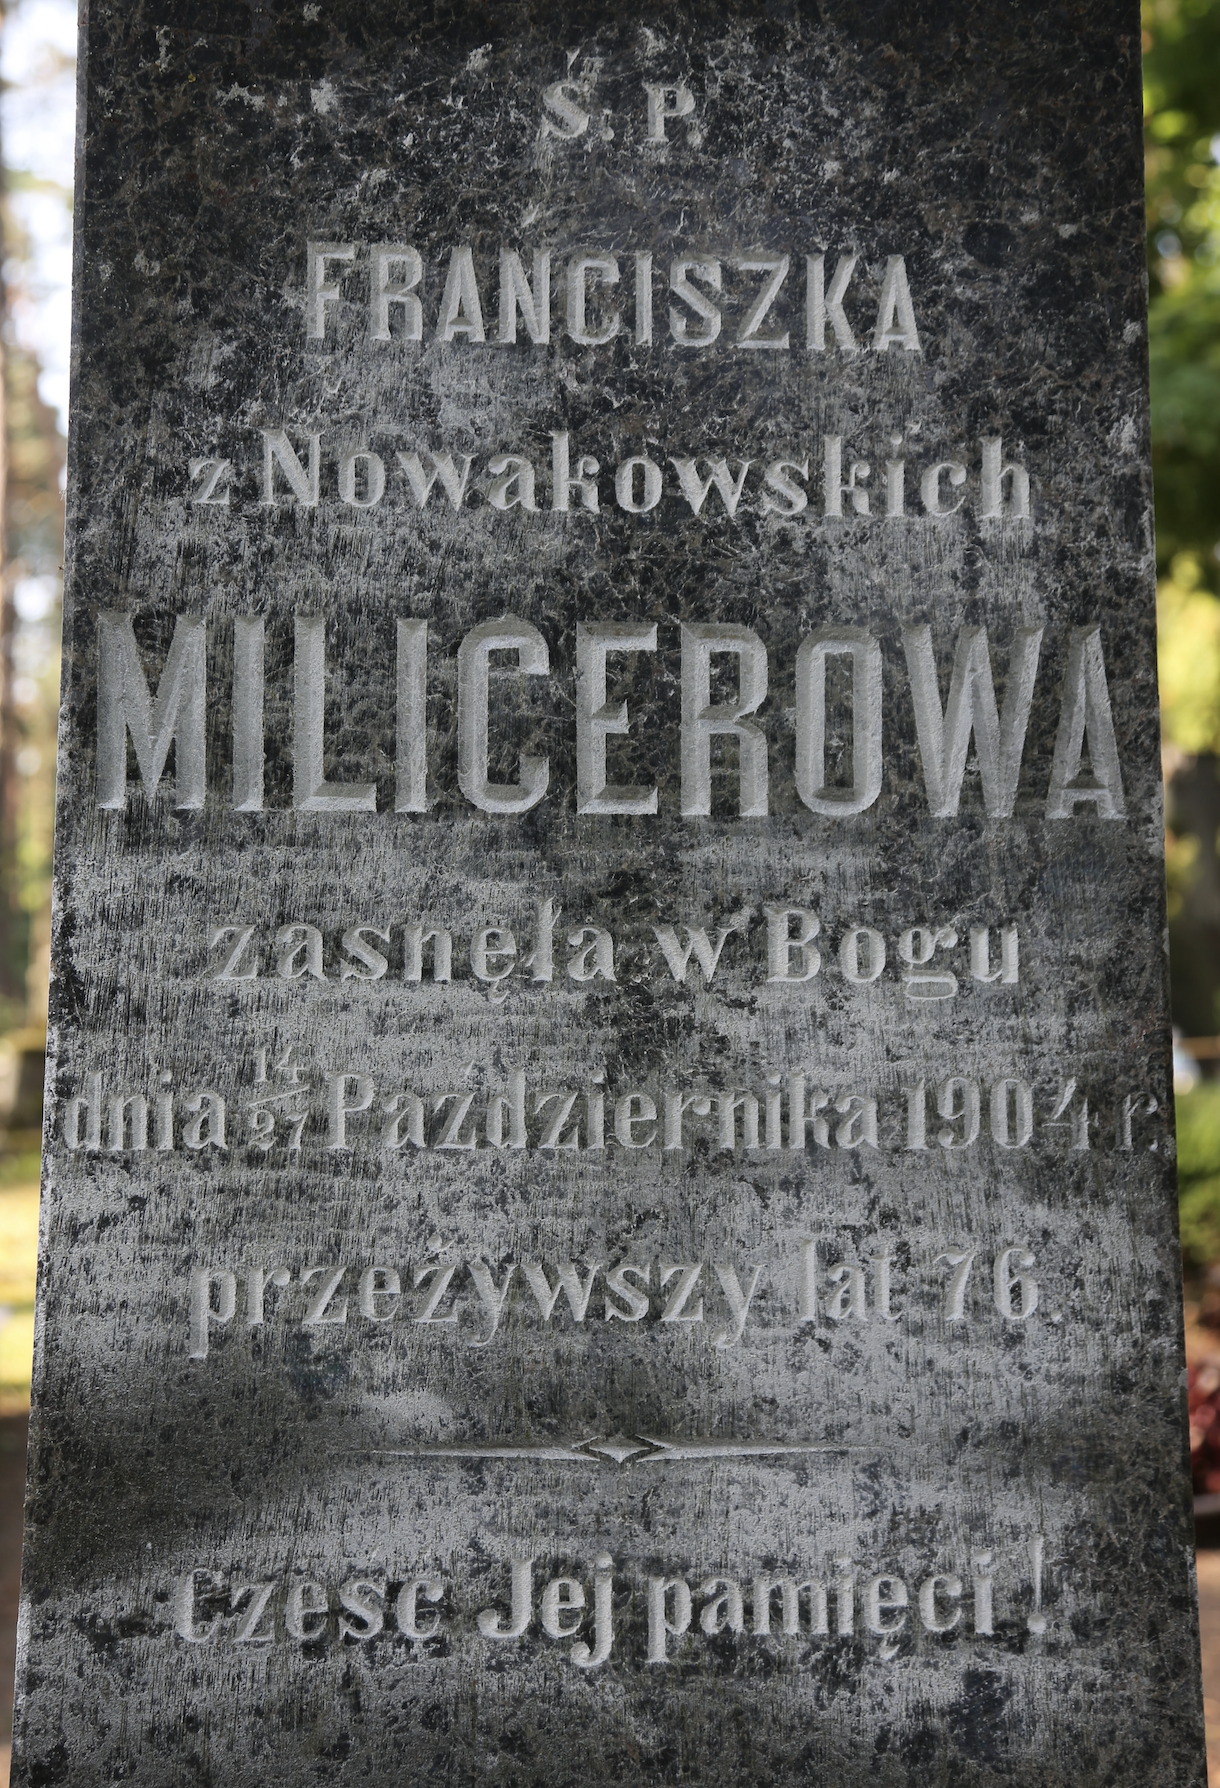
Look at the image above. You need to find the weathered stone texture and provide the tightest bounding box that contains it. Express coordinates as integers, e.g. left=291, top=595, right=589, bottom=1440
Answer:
left=12, top=3, right=1206, bottom=1783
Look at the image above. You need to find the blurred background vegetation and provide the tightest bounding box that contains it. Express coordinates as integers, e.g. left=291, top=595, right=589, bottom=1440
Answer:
left=1145, top=0, right=1220, bottom=1276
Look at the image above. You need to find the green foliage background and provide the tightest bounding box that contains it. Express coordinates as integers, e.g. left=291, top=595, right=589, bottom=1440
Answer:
left=1145, top=0, right=1220, bottom=1258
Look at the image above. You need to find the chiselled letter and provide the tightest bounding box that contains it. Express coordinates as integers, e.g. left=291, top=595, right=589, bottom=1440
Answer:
left=392, top=618, right=427, bottom=814
left=659, top=1263, right=704, bottom=1324
left=643, top=81, right=695, bottom=142
left=551, top=432, right=599, bottom=513
left=96, top=613, right=206, bottom=810
left=182, top=1090, right=225, bottom=1150
left=615, top=456, right=662, bottom=512
left=795, top=628, right=883, bottom=814
left=994, top=1247, right=1038, bottom=1319
left=338, top=451, right=385, bottom=508
left=521, top=1261, right=601, bottom=1322
left=540, top=81, right=589, bottom=140
left=712, top=1263, right=763, bottom=1346
left=246, top=1266, right=289, bottom=1326
left=436, top=246, right=485, bottom=341
left=472, top=927, right=517, bottom=986
left=326, top=1072, right=374, bottom=1148
left=635, top=252, right=653, bottom=344
left=293, top=615, right=376, bottom=811
left=382, top=1092, right=425, bottom=1150
left=301, top=1265, right=348, bottom=1325
left=972, top=1555, right=994, bottom=1635
left=261, top=429, right=320, bottom=506
left=339, top=925, right=390, bottom=981
left=936, top=1077, right=980, bottom=1148
left=486, top=456, right=537, bottom=511
left=669, top=457, right=751, bottom=517
left=1045, top=626, right=1126, bottom=819
left=823, top=436, right=870, bottom=516
left=498, top=247, right=550, bottom=343
left=485, top=1067, right=526, bottom=1145
left=669, top=259, right=721, bottom=345
left=477, top=1560, right=533, bottom=1638
left=396, top=450, right=473, bottom=510
left=433, top=1093, right=478, bottom=1150
left=699, top=1579, right=744, bottom=1635
left=576, top=622, right=658, bottom=814
left=402, top=923, right=452, bottom=984
left=567, top=925, right=615, bottom=981
left=680, top=624, right=768, bottom=816
left=286, top=1581, right=329, bottom=1641
left=919, top=1574, right=962, bottom=1633
left=652, top=915, right=746, bottom=985
left=1119, top=1089, right=1159, bottom=1151
left=189, top=457, right=231, bottom=506
left=567, top=254, right=619, bottom=345
left=526, top=898, right=557, bottom=983
left=338, top=1579, right=384, bottom=1641
left=761, top=458, right=809, bottom=515
left=646, top=1576, right=691, bottom=1662
left=175, top=1569, right=225, bottom=1642
left=64, top=1072, right=102, bottom=1150
left=920, top=460, right=967, bottom=515
left=978, top=437, right=1031, bottom=520
left=232, top=616, right=264, bottom=811
left=370, top=243, right=422, bottom=341
left=414, top=1260, right=460, bottom=1321
left=990, top=1078, right=1034, bottom=1148
left=864, top=1575, right=908, bottom=1636
left=612, top=1094, right=655, bottom=1150
left=275, top=923, right=324, bottom=980
left=717, top=1091, right=760, bottom=1151
left=764, top=906, right=820, bottom=982
left=839, top=927, right=886, bottom=984
left=571, top=1555, right=615, bottom=1668
left=535, top=1090, right=581, bottom=1150
left=936, top=1250, right=975, bottom=1321
left=970, top=924, right=1019, bottom=983
left=903, top=625, right=1042, bottom=818
left=736, top=256, right=790, bottom=348
left=835, top=1094, right=878, bottom=1149
left=605, top=1260, right=651, bottom=1318
left=457, top=617, right=549, bottom=814
left=231, top=1582, right=275, bottom=1645
left=872, top=256, right=921, bottom=351
left=189, top=1267, right=236, bottom=1359
left=467, top=1260, right=516, bottom=1344
left=662, top=1089, right=712, bottom=1150
left=806, top=253, right=858, bottom=350
left=824, top=1262, right=866, bottom=1322
left=899, top=925, right=958, bottom=999
left=753, top=1576, right=801, bottom=1637
left=306, top=240, right=355, bottom=338
left=107, top=1092, right=148, bottom=1152
left=396, top=1578, right=444, bottom=1639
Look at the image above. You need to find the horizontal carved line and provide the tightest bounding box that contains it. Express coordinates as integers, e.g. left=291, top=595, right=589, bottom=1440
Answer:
left=371, top=1436, right=854, bottom=1468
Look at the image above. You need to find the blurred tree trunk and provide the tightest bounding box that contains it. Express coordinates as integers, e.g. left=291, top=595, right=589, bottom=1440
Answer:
left=1169, top=755, right=1220, bottom=1042
left=0, top=28, right=20, bottom=1017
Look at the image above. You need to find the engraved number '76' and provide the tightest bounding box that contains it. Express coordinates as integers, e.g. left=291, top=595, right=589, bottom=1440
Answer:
left=935, top=1248, right=1039, bottom=1321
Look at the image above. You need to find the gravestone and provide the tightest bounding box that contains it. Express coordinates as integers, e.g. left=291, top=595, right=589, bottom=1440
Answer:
left=12, top=2, right=1206, bottom=1783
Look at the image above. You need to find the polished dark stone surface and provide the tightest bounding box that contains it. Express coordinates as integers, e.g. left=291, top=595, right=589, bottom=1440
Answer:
left=12, top=4, right=1204, bottom=1783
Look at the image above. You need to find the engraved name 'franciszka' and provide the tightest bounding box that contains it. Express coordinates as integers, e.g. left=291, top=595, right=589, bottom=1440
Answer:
left=304, top=243, right=923, bottom=356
